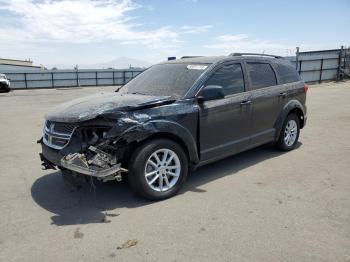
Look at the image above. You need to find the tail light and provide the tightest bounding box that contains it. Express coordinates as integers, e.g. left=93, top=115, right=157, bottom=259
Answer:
left=304, top=84, right=309, bottom=93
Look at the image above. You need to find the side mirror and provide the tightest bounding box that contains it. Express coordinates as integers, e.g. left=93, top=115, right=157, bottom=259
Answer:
left=198, top=85, right=225, bottom=101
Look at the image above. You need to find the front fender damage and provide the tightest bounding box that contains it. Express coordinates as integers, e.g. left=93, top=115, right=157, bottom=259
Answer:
left=55, top=112, right=158, bottom=182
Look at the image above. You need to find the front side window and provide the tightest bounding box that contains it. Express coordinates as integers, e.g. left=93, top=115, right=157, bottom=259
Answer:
left=205, top=63, right=245, bottom=96
left=246, top=63, right=277, bottom=89
left=274, top=63, right=300, bottom=84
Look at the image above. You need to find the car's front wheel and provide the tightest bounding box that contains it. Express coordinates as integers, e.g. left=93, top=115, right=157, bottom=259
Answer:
left=276, top=113, right=300, bottom=151
left=128, top=139, right=188, bottom=200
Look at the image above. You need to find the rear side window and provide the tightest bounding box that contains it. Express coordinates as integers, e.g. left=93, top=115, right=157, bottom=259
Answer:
left=246, top=63, right=277, bottom=89
left=274, top=63, right=300, bottom=84
left=205, top=63, right=245, bottom=96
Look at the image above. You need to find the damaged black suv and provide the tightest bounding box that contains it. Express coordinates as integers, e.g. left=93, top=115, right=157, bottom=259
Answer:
left=39, top=53, right=307, bottom=200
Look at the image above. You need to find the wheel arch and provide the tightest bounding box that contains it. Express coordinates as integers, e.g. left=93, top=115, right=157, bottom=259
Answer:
left=118, top=120, right=199, bottom=166
left=289, top=107, right=305, bottom=128
left=141, top=132, right=191, bottom=161
left=274, top=100, right=306, bottom=140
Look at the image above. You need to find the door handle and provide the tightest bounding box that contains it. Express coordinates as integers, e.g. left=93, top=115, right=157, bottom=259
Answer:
left=240, top=100, right=251, bottom=106
left=279, top=92, right=287, bottom=97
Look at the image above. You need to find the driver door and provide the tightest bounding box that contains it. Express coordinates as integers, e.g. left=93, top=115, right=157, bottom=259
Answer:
left=199, top=63, right=252, bottom=162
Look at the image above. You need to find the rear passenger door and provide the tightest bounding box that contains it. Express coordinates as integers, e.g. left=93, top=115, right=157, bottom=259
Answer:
left=245, top=62, right=287, bottom=146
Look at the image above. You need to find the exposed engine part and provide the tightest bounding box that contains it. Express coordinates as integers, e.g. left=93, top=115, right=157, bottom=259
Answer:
left=80, top=126, right=111, bottom=151
left=101, top=173, right=123, bottom=182
left=60, top=145, right=127, bottom=179
left=89, top=131, right=99, bottom=145
left=115, top=173, right=123, bottom=182
left=88, top=145, right=117, bottom=167
left=61, top=153, right=121, bottom=177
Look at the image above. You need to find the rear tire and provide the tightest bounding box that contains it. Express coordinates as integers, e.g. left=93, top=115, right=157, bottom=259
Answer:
left=128, top=139, right=188, bottom=200
left=275, top=113, right=300, bottom=151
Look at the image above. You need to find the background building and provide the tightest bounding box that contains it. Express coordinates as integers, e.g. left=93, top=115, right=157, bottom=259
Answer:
left=0, top=58, right=42, bottom=71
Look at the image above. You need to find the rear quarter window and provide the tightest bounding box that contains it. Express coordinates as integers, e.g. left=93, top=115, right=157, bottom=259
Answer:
left=246, top=63, right=277, bottom=89
left=274, top=63, right=301, bottom=84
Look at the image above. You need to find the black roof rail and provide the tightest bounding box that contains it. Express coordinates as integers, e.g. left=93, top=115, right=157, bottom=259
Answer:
left=180, top=56, right=204, bottom=59
left=229, top=53, right=283, bottom=59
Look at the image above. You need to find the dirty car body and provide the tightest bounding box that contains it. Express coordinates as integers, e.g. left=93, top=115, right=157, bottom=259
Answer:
left=40, top=93, right=198, bottom=178
left=39, top=54, right=307, bottom=199
left=39, top=63, right=202, bottom=181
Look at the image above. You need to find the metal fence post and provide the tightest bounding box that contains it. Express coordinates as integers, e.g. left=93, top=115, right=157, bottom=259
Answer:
left=344, top=48, right=347, bottom=68
left=24, top=73, right=28, bottom=89
left=75, top=71, right=77, bottom=87
left=51, top=72, right=54, bottom=88
left=295, top=47, right=300, bottom=71
left=337, top=46, right=344, bottom=81
left=344, top=50, right=347, bottom=68
left=319, top=59, right=324, bottom=83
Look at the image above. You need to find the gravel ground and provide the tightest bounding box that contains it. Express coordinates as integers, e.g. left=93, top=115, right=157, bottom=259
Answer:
left=0, top=82, right=349, bottom=262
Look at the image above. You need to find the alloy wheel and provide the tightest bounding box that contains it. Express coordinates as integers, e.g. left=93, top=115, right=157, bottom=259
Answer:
left=284, top=119, right=298, bottom=146
left=144, top=149, right=181, bottom=192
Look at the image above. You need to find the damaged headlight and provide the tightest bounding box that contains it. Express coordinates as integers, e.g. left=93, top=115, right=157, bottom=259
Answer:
left=80, top=126, right=111, bottom=149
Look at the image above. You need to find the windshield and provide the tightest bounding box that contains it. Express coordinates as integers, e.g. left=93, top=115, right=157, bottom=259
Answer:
left=120, top=63, right=209, bottom=99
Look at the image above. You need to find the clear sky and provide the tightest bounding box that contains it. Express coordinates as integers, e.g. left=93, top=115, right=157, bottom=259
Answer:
left=0, top=0, right=349, bottom=68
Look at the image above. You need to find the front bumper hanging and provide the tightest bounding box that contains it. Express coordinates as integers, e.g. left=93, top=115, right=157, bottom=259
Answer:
left=60, top=152, right=123, bottom=178
left=39, top=138, right=127, bottom=179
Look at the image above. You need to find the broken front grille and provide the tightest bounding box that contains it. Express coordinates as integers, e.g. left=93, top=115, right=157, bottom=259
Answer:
left=43, top=121, right=77, bottom=150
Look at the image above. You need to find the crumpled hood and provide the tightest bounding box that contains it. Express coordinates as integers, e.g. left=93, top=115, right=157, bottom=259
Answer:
left=45, top=92, right=172, bottom=123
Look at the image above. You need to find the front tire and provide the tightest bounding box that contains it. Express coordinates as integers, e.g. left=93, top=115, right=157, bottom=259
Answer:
left=275, top=114, right=300, bottom=151
left=128, top=139, right=189, bottom=200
